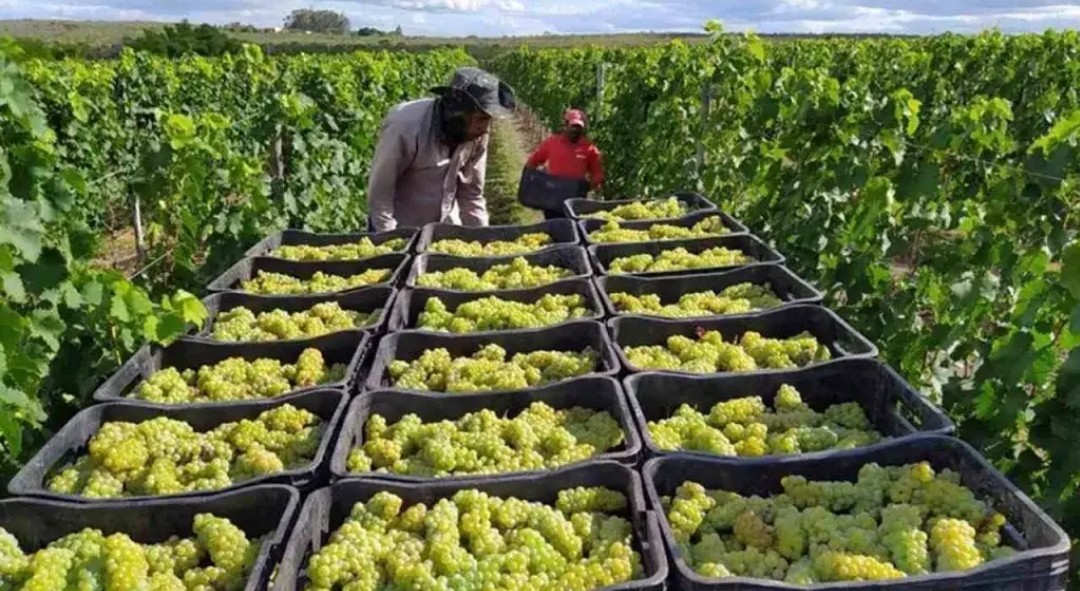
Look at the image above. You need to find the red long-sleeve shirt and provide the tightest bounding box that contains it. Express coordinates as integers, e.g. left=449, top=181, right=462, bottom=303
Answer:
left=526, top=134, right=604, bottom=190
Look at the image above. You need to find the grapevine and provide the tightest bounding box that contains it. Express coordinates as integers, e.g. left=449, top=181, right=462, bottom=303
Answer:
left=429, top=233, right=554, bottom=256
left=608, top=246, right=754, bottom=274
left=610, top=283, right=782, bottom=317
left=46, top=404, right=324, bottom=498
left=241, top=269, right=392, bottom=295
left=346, top=402, right=624, bottom=477
left=210, top=302, right=376, bottom=342
left=300, top=487, right=643, bottom=590
left=416, top=257, right=573, bottom=291
left=583, top=197, right=688, bottom=221
left=662, top=463, right=1013, bottom=583
left=417, top=294, right=591, bottom=332
left=589, top=216, right=730, bottom=243
left=269, top=237, right=408, bottom=261
left=388, top=344, right=599, bottom=393
left=131, top=349, right=346, bottom=404
left=624, top=330, right=831, bottom=373
left=647, top=384, right=883, bottom=457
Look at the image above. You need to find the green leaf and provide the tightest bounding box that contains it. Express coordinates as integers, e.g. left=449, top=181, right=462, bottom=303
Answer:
left=154, top=314, right=188, bottom=342
left=0, top=198, right=44, bottom=262
left=0, top=408, right=22, bottom=456
left=109, top=292, right=129, bottom=322
left=1058, top=348, right=1080, bottom=410
left=1071, top=306, right=1080, bottom=335
left=1, top=272, right=24, bottom=303
left=1062, top=241, right=1080, bottom=300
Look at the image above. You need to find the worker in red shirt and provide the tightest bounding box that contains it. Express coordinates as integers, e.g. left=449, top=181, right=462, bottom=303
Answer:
left=525, top=108, right=604, bottom=219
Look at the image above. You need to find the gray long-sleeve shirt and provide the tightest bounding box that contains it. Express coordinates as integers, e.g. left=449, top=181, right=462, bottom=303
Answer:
left=366, top=98, right=489, bottom=231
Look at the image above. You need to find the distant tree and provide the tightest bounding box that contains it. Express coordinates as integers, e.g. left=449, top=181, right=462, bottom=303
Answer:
left=285, top=9, right=350, bottom=34
left=355, top=27, right=383, bottom=37
left=393, top=25, right=404, bottom=36
left=224, top=22, right=257, bottom=33
left=127, top=21, right=243, bottom=56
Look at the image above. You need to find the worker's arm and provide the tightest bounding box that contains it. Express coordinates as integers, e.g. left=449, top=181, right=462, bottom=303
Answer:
left=525, top=137, right=552, bottom=169
left=366, top=115, right=412, bottom=232
left=588, top=145, right=605, bottom=191
left=456, top=135, right=490, bottom=227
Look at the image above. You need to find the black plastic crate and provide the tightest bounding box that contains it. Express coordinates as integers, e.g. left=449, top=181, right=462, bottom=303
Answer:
left=272, top=462, right=668, bottom=591
left=579, top=209, right=750, bottom=244
left=193, top=286, right=396, bottom=343
left=330, top=377, right=643, bottom=481
left=565, top=191, right=717, bottom=221
left=0, top=485, right=299, bottom=591
left=609, top=305, right=878, bottom=375
left=206, top=254, right=410, bottom=295
left=597, top=265, right=824, bottom=319
left=625, top=358, right=954, bottom=461
left=643, top=436, right=1071, bottom=591
left=9, top=390, right=349, bottom=503
left=365, top=321, right=621, bottom=393
left=405, top=245, right=592, bottom=292
left=245, top=227, right=419, bottom=259
left=417, top=218, right=580, bottom=254
left=93, top=331, right=368, bottom=406
left=388, top=279, right=604, bottom=333
left=590, top=234, right=785, bottom=277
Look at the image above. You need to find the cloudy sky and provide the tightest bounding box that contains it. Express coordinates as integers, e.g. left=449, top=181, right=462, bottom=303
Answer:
left=2, top=0, right=1080, bottom=36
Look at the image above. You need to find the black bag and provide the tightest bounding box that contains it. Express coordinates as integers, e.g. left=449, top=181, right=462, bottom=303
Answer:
left=518, top=167, right=588, bottom=212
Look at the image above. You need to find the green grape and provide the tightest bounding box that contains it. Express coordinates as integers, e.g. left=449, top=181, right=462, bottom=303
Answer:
left=270, top=237, right=407, bottom=261
left=389, top=344, right=598, bottom=393
left=583, top=197, right=688, bottom=221
left=429, top=233, right=553, bottom=256
left=346, top=403, right=623, bottom=477
left=608, top=246, right=754, bottom=274
left=589, top=215, right=730, bottom=243
left=417, top=294, right=590, bottom=333
left=666, top=467, right=1012, bottom=585
left=131, top=348, right=345, bottom=404
left=241, top=269, right=391, bottom=295
left=44, top=405, right=323, bottom=498
left=609, top=283, right=783, bottom=317
left=211, top=302, right=375, bottom=342
left=624, top=330, right=830, bottom=374
left=0, top=516, right=255, bottom=591
left=301, top=487, right=641, bottom=590
left=417, top=256, right=572, bottom=291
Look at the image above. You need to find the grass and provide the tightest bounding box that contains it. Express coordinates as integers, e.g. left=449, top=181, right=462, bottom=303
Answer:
left=485, top=118, right=541, bottom=226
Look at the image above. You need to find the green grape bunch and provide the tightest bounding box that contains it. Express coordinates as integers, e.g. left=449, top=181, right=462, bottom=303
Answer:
left=270, top=237, right=408, bottom=261
left=611, top=283, right=783, bottom=318
left=647, top=384, right=884, bottom=457
left=583, top=196, right=689, bottom=221
left=0, top=514, right=260, bottom=591
left=417, top=257, right=573, bottom=291
left=417, top=294, right=591, bottom=333
left=608, top=246, right=754, bottom=274
left=624, top=330, right=831, bottom=373
left=46, top=405, right=325, bottom=499
left=429, top=232, right=554, bottom=257
left=662, top=462, right=1015, bottom=585
left=300, top=487, right=644, bottom=590
left=241, top=269, right=392, bottom=295
left=211, top=302, right=377, bottom=342
left=388, top=344, right=599, bottom=393
left=131, top=348, right=347, bottom=404
left=590, top=216, right=730, bottom=243
left=347, top=402, right=624, bottom=477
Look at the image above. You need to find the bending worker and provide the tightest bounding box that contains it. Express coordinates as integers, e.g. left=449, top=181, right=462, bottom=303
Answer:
left=525, top=108, right=604, bottom=219
left=366, top=67, right=516, bottom=231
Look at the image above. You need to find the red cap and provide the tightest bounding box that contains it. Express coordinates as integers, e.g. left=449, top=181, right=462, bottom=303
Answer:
left=564, top=108, right=586, bottom=128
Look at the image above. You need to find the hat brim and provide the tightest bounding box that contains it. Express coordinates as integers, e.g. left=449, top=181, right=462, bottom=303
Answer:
left=431, top=86, right=514, bottom=119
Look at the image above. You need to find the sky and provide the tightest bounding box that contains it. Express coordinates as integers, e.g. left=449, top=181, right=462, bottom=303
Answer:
left=2, top=0, right=1080, bottom=37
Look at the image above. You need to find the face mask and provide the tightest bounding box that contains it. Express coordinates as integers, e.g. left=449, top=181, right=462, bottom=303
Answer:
left=443, top=114, right=469, bottom=143
left=567, top=128, right=584, bottom=142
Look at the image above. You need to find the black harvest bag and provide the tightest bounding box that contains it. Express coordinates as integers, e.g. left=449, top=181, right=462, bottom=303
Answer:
left=518, top=167, right=588, bottom=211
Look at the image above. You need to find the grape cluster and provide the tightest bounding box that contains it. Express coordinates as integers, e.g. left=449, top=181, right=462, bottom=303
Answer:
left=301, top=487, right=643, bottom=591
left=624, top=330, right=831, bottom=373
left=46, top=404, right=324, bottom=498
left=608, top=246, right=754, bottom=274
left=429, top=233, right=553, bottom=257
left=589, top=216, right=729, bottom=243
left=211, top=302, right=376, bottom=342
left=131, top=349, right=346, bottom=404
left=417, top=257, right=573, bottom=291
left=270, top=237, right=407, bottom=261
left=610, top=283, right=783, bottom=318
left=662, top=463, right=1014, bottom=584
left=0, top=514, right=258, bottom=591
left=647, top=384, right=883, bottom=457
left=346, top=402, right=624, bottom=477
left=388, top=344, right=599, bottom=393
left=417, top=294, right=591, bottom=333
left=241, top=269, right=391, bottom=295
left=584, top=197, right=688, bottom=221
